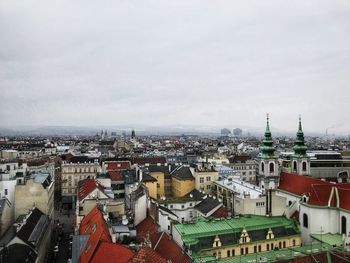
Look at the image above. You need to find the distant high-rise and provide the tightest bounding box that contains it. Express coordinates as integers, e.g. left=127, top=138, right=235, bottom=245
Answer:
left=233, top=128, right=242, bottom=137
left=220, top=128, right=231, bottom=136
left=131, top=129, right=136, bottom=139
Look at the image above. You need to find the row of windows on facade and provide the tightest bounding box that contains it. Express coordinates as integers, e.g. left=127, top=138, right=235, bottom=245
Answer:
left=303, top=213, right=347, bottom=235
left=199, top=176, right=212, bottom=183
left=163, top=203, right=194, bottom=209
left=63, top=167, right=98, bottom=173
left=212, top=240, right=296, bottom=258
left=233, top=166, right=254, bottom=170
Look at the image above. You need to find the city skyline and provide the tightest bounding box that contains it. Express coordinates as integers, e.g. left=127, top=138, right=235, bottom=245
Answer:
left=1, top=0, right=350, bottom=133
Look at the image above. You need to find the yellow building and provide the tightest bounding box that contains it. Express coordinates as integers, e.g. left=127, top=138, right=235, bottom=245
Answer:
left=142, top=173, right=158, bottom=199
left=171, top=166, right=195, bottom=197
left=173, top=215, right=301, bottom=261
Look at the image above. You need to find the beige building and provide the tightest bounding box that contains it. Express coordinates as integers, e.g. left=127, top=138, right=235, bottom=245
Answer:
left=61, top=161, right=101, bottom=196
left=15, top=173, right=54, bottom=220
left=194, top=162, right=219, bottom=194
left=0, top=198, right=13, bottom=236
left=75, top=179, right=125, bottom=228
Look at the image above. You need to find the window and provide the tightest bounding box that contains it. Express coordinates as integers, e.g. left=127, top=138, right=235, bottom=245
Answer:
left=4, top=189, right=8, bottom=195
left=189, top=203, right=193, bottom=206
left=258, top=245, right=261, bottom=252
left=242, top=172, right=246, bottom=175
left=267, top=244, right=270, bottom=251
left=213, top=252, right=216, bottom=258
left=215, top=241, right=219, bottom=247
left=206, top=176, right=211, bottom=182
left=181, top=205, right=185, bottom=209
left=342, top=216, right=347, bottom=235
left=218, top=252, right=221, bottom=258
left=269, top=163, right=274, bottom=173
left=157, top=183, right=160, bottom=188
left=303, top=213, right=308, bottom=228
left=302, top=162, right=307, bottom=171
left=168, top=225, right=170, bottom=230
left=240, top=247, right=244, bottom=255
left=292, top=239, right=296, bottom=246
left=261, top=162, right=264, bottom=172
left=254, top=246, right=257, bottom=253
left=232, top=249, right=235, bottom=256
left=206, top=185, right=211, bottom=190
left=181, top=217, right=184, bottom=223
left=293, top=161, right=297, bottom=172
left=279, top=242, right=281, bottom=248
left=271, top=243, right=274, bottom=250
left=245, top=247, right=248, bottom=254
left=200, top=177, right=204, bottom=183
left=227, top=250, right=230, bottom=257
left=283, top=241, right=286, bottom=248
left=189, top=211, right=193, bottom=218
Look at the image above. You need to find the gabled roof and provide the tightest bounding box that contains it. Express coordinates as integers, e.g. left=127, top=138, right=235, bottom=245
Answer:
left=17, top=208, right=47, bottom=246
left=194, top=197, right=222, bottom=216
left=171, top=166, right=194, bottom=180
left=154, top=233, right=192, bottom=263
left=278, top=172, right=330, bottom=197
left=129, top=246, right=166, bottom=263
left=136, top=216, right=161, bottom=248
left=105, top=161, right=131, bottom=171
left=211, top=206, right=230, bottom=219
left=91, top=242, right=134, bottom=263
left=109, top=170, right=123, bottom=181
left=142, top=173, right=157, bottom=183
left=78, top=179, right=107, bottom=201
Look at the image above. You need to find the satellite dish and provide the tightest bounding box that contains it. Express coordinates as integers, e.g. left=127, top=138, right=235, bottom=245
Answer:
left=122, top=215, right=129, bottom=225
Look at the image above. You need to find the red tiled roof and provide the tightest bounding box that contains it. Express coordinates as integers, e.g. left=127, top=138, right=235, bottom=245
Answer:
left=278, top=172, right=330, bottom=197
left=79, top=207, right=110, bottom=241
left=105, top=161, right=131, bottom=171
left=154, top=233, right=191, bottom=263
left=136, top=216, right=161, bottom=248
left=337, top=186, right=350, bottom=211
left=79, top=208, right=112, bottom=263
left=308, top=184, right=334, bottom=207
left=109, top=170, right=123, bottom=181
left=132, top=157, right=166, bottom=165
left=211, top=206, right=230, bottom=218
left=91, top=242, right=134, bottom=263
left=129, top=246, right=166, bottom=263
left=78, top=179, right=106, bottom=201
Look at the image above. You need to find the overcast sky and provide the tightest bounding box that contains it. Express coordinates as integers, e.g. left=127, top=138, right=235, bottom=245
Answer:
left=1, top=0, right=350, bottom=134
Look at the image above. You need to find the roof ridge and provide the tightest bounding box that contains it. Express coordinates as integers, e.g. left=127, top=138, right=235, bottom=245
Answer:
left=153, top=231, right=165, bottom=250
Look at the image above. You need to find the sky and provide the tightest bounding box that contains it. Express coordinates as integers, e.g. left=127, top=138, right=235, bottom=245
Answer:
left=1, top=0, right=350, bottom=134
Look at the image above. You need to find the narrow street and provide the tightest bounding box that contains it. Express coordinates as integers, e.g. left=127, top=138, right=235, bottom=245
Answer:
left=48, top=209, right=74, bottom=263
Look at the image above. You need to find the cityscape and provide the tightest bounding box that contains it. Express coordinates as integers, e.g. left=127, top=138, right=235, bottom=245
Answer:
left=1, top=0, right=350, bottom=263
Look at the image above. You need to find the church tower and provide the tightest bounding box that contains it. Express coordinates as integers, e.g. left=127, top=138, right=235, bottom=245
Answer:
left=258, top=114, right=279, bottom=190
left=291, top=116, right=310, bottom=175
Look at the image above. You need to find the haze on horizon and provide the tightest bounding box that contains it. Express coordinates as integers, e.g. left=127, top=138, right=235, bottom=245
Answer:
left=1, top=0, right=350, bottom=134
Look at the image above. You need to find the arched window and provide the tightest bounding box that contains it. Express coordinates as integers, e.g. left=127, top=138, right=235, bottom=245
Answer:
left=293, top=161, right=297, bottom=172
left=227, top=250, right=230, bottom=257
left=302, top=162, right=307, bottom=172
left=261, top=162, right=265, bottom=172
left=269, top=163, right=274, bottom=173
left=303, top=213, right=308, bottom=228
left=342, top=216, right=347, bottom=235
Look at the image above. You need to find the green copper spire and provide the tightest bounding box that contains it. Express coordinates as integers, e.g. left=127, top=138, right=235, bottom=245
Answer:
left=260, top=114, right=275, bottom=158
left=292, top=115, right=307, bottom=157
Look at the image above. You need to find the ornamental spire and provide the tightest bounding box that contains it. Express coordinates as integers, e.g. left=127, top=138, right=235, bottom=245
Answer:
left=293, top=115, right=307, bottom=157
left=260, top=113, right=275, bottom=158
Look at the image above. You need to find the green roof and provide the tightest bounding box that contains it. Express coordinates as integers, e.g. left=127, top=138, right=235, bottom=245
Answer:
left=174, top=215, right=298, bottom=241
left=311, top=233, right=343, bottom=247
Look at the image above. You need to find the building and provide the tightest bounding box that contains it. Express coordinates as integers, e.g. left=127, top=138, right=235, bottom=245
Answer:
left=61, top=157, right=101, bottom=209
left=0, top=208, right=51, bottom=263
left=0, top=198, right=13, bottom=236
left=171, top=166, right=195, bottom=197
left=72, top=207, right=134, bottom=263
left=194, top=162, right=218, bottom=194
left=102, top=161, right=131, bottom=199
left=75, top=179, right=124, bottom=228
left=172, top=215, right=301, bottom=261
left=15, top=172, right=54, bottom=220
left=257, top=115, right=279, bottom=190
left=227, top=155, right=257, bottom=183
left=213, top=174, right=286, bottom=216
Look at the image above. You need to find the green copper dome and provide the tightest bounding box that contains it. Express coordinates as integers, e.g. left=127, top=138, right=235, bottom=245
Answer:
left=292, top=116, right=307, bottom=157
left=260, top=114, right=275, bottom=159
